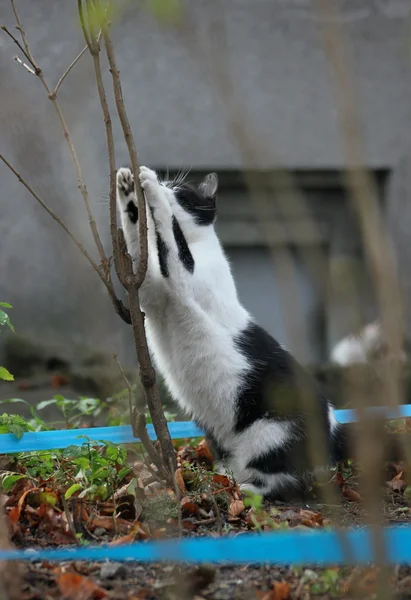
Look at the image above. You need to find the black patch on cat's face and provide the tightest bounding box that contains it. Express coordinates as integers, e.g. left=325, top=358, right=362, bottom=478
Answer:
left=174, top=183, right=216, bottom=226
left=126, top=200, right=138, bottom=224
left=172, top=215, right=194, bottom=273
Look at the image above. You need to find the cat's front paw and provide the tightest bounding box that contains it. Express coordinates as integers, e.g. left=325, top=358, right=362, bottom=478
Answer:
left=139, top=166, right=159, bottom=190
left=117, top=167, right=135, bottom=202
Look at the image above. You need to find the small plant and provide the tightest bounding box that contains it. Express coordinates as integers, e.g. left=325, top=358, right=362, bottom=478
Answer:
left=0, top=438, right=132, bottom=502
left=0, top=413, right=35, bottom=439
left=306, top=568, right=342, bottom=596
left=243, top=489, right=283, bottom=531
left=36, top=395, right=108, bottom=428
left=0, top=302, right=14, bottom=381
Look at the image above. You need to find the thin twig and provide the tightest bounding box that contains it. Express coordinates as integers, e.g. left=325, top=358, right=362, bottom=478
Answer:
left=0, top=154, right=101, bottom=278
left=13, top=54, right=35, bottom=74
left=0, top=154, right=131, bottom=324
left=0, top=25, right=39, bottom=73
left=134, top=411, right=172, bottom=484
left=113, top=353, right=134, bottom=422
left=209, top=483, right=223, bottom=536
left=53, top=45, right=88, bottom=95
left=8, top=0, right=108, bottom=271
left=3, top=1, right=131, bottom=324
left=170, top=458, right=183, bottom=538
left=10, top=0, right=31, bottom=59
left=61, top=496, right=80, bottom=546
left=141, top=457, right=166, bottom=487
left=112, top=353, right=171, bottom=483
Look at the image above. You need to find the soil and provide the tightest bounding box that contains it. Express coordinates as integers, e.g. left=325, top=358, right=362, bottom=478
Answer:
left=13, top=492, right=411, bottom=600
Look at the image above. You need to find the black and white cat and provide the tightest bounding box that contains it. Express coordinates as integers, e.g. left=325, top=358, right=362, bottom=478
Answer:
left=117, top=165, right=347, bottom=499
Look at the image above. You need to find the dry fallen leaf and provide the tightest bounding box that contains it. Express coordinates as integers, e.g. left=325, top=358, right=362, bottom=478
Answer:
left=229, top=499, right=245, bottom=517
left=7, top=485, right=38, bottom=525
left=89, top=516, right=132, bottom=534
left=175, top=467, right=187, bottom=495
left=195, top=439, right=214, bottom=466
left=57, top=571, right=107, bottom=600
left=342, top=486, right=363, bottom=503
left=387, top=471, right=406, bottom=492
left=212, top=474, right=232, bottom=489
left=109, top=521, right=149, bottom=545
left=299, top=509, right=323, bottom=528
left=260, top=581, right=291, bottom=600
left=181, top=496, right=199, bottom=516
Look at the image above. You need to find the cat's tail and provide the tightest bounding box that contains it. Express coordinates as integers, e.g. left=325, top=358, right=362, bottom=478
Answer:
left=331, top=421, right=403, bottom=465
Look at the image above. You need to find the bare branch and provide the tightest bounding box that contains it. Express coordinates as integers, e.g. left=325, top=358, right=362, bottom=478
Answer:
left=134, top=412, right=172, bottom=484
left=0, top=25, right=39, bottom=73
left=113, top=352, right=172, bottom=485
left=0, top=154, right=101, bottom=278
left=13, top=54, right=35, bottom=75
left=53, top=45, right=88, bottom=95
left=0, top=153, right=131, bottom=324
left=10, top=0, right=32, bottom=60
left=117, top=229, right=177, bottom=473
left=6, top=0, right=108, bottom=272
left=101, top=28, right=149, bottom=288
left=88, top=37, right=125, bottom=288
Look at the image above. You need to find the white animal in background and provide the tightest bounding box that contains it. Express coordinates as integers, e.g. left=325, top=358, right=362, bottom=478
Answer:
left=330, top=322, right=406, bottom=366
left=330, top=322, right=382, bottom=366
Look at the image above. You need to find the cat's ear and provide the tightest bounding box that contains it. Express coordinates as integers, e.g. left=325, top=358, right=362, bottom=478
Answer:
left=199, top=173, right=218, bottom=199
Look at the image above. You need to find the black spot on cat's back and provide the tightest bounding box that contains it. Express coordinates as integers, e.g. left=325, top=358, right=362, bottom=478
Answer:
left=234, top=322, right=329, bottom=434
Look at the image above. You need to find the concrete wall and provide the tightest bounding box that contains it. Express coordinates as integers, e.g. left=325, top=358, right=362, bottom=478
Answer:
left=1, top=0, right=411, bottom=367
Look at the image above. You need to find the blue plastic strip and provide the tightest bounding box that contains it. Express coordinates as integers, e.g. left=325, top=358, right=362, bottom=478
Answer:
left=0, top=405, right=410, bottom=454
left=335, top=405, right=411, bottom=424
left=0, top=526, right=410, bottom=564
left=0, top=422, right=204, bottom=454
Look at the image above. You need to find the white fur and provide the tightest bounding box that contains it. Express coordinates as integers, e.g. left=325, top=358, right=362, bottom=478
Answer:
left=330, top=322, right=382, bottom=366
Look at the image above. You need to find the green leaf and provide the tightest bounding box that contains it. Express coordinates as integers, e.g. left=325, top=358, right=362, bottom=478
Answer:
left=118, top=466, right=131, bottom=480
left=0, top=399, right=45, bottom=426
left=1, top=474, right=25, bottom=491
left=1, top=398, right=32, bottom=408
left=0, top=367, right=14, bottom=381
left=78, top=485, right=97, bottom=499
left=0, top=310, right=14, bottom=332
left=36, top=399, right=58, bottom=410
left=9, top=424, right=24, bottom=439
left=62, top=445, right=84, bottom=459
left=74, top=457, right=90, bottom=471
left=92, top=467, right=111, bottom=481
left=65, top=483, right=82, bottom=500
left=0, top=303, right=12, bottom=308
left=38, top=491, right=57, bottom=507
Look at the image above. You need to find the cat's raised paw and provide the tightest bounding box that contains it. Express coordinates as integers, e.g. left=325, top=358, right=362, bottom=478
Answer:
left=139, top=166, right=159, bottom=189
left=117, top=167, right=135, bottom=198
